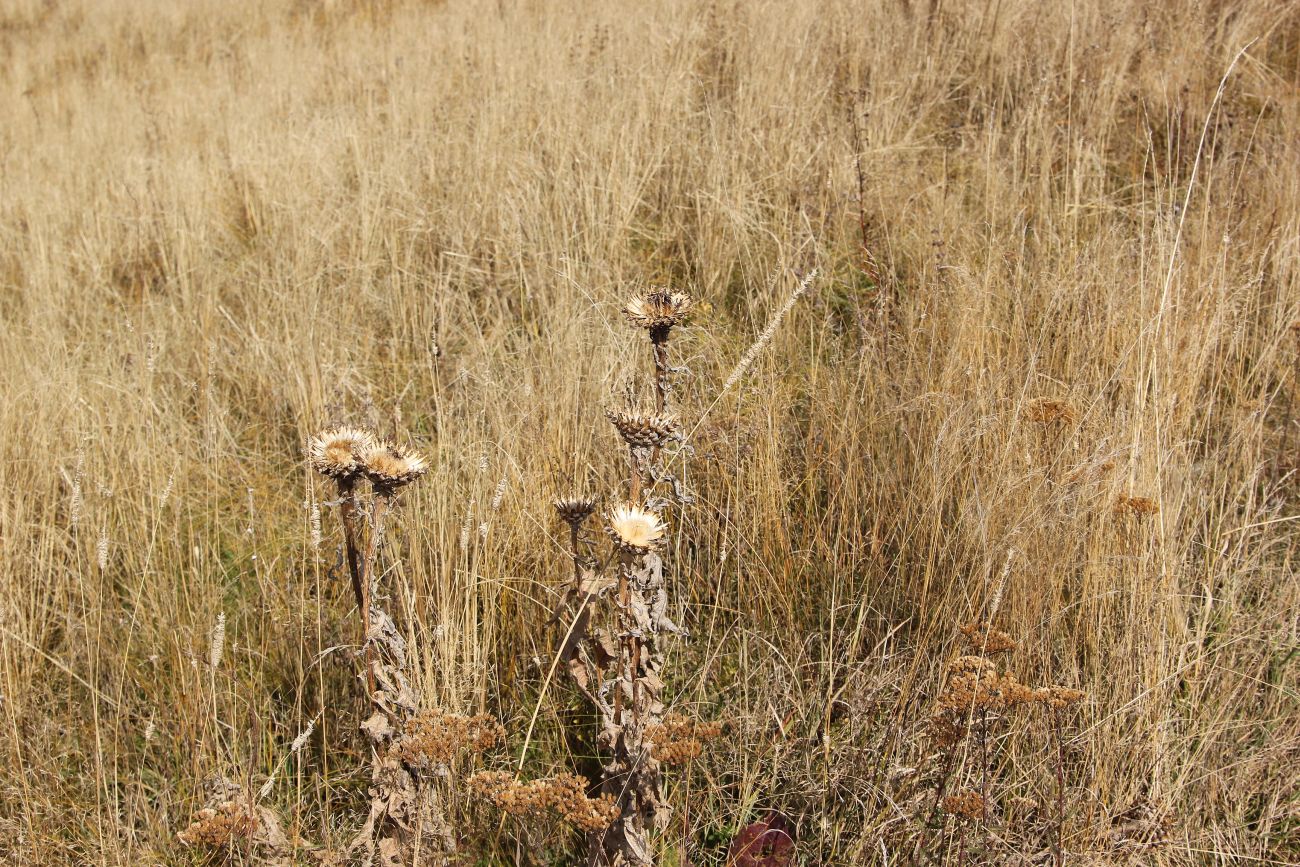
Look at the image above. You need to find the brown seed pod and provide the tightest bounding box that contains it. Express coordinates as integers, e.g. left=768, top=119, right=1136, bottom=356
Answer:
left=605, top=409, right=680, bottom=450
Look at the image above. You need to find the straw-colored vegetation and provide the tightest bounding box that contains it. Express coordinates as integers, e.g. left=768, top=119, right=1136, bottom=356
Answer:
left=1, top=0, right=1298, bottom=863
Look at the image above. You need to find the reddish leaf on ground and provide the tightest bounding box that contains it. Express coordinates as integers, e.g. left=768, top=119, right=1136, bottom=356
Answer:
left=727, top=811, right=795, bottom=866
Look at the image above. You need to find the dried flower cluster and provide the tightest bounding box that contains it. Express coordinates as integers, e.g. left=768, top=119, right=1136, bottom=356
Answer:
left=470, top=771, right=620, bottom=832
left=1034, top=685, right=1087, bottom=709
left=177, top=798, right=260, bottom=848
left=392, top=710, right=505, bottom=770
left=1024, top=398, right=1077, bottom=425
left=921, top=624, right=1090, bottom=866
left=1117, top=494, right=1160, bottom=516
left=647, top=713, right=724, bottom=765
left=942, top=790, right=987, bottom=821
left=936, top=655, right=1036, bottom=715
left=176, top=776, right=290, bottom=862
left=958, top=621, right=1017, bottom=655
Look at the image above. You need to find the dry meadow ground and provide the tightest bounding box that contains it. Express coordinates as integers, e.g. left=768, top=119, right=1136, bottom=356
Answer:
left=1, top=0, right=1298, bottom=864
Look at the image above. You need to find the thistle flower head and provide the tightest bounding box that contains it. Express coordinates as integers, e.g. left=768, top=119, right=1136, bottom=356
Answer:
left=605, top=504, right=667, bottom=555
left=360, top=440, right=428, bottom=492
left=307, top=426, right=379, bottom=480
left=554, top=496, right=599, bottom=529
left=623, top=288, right=693, bottom=338
left=605, top=409, right=680, bottom=450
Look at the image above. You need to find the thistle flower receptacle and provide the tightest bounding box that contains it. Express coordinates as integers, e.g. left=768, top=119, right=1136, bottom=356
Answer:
left=553, top=496, right=599, bottom=530
left=605, top=409, right=680, bottom=451
left=605, top=504, right=668, bottom=555
left=623, top=289, right=693, bottom=341
left=307, top=426, right=379, bottom=481
left=360, top=440, right=429, bottom=492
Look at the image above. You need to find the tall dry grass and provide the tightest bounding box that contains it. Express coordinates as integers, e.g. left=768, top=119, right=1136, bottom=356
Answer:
left=0, top=0, right=1297, bottom=863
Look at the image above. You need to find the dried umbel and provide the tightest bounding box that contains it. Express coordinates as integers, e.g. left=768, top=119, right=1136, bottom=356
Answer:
left=605, top=504, right=668, bottom=555
left=959, top=621, right=1017, bottom=655
left=1035, top=685, right=1087, bottom=709
left=392, top=710, right=505, bottom=770
left=647, top=713, right=723, bottom=765
left=177, top=798, right=261, bottom=848
left=942, top=790, right=987, bottom=821
left=307, top=425, right=379, bottom=480
left=470, top=771, right=620, bottom=832
left=936, top=656, right=1036, bottom=713
left=360, top=440, right=428, bottom=491
left=623, top=288, right=694, bottom=338
left=606, top=409, right=680, bottom=450
left=1117, top=495, right=1159, bottom=516
left=553, top=496, right=599, bottom=529
left=1025, top=398, right=1076, bottom=425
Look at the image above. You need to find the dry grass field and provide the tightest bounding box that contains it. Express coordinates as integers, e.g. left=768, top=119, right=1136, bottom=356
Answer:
left=1, top=0, right=1298, bottom=864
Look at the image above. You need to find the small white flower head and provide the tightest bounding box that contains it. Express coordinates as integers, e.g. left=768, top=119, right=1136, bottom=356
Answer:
left=605, top=504, right=668, bottom=555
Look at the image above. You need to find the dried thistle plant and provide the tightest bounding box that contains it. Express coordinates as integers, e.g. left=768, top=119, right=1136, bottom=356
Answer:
left=307, top=424, right=461, bottom=865
left=540, top=287, right=698, bottom=866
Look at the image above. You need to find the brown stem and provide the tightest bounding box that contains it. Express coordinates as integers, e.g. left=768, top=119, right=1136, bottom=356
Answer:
left=979, top=710, right=989, bottom=828
left=569, top=523, right=582, bottom=582
left=629, top=446, right=643, bottom=503
left=337, top=478, right=365, bottom=617
left=1053, top=708, right=1066, bottom=867
left=357, top=492, right=391, bottom=700
left=651, top=338, right=670, bottom=416
left=336, top=477, right=372, bottom=699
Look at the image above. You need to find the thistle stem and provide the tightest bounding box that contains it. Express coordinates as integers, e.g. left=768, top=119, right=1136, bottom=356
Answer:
left=336, top=478, right=371, bottom=698
left=357, top=492, right=391, bottom=700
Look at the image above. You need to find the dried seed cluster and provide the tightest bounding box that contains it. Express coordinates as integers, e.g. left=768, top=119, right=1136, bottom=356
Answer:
left=1024, top=398, right=1076, bottom=425
left=1117, top=495, right=1159, bottom=516
left=936, top=655, right=1037, bottom=714
left=942, top=790, right=987, bottom=821
left=647, top=713, right=723, bottom=765
left=1034, top=685, right=1087, bottom=709
left=959, top=621, right=1017, bottom=655
left=176, top=799, right=260, bottom=849
left=928, top=629, right=1088, bottom=748
left=469, top=771, right=619, bottom=832
left=392, top=710, right=505, bottom=769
